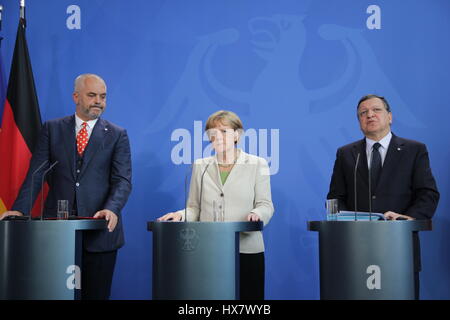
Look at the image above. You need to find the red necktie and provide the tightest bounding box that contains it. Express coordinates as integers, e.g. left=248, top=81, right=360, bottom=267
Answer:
left=76, top=122, right=89, bottom=156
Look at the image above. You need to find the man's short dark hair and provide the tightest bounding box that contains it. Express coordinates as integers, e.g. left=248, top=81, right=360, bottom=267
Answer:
left=357, top=94, right=391, bottom=113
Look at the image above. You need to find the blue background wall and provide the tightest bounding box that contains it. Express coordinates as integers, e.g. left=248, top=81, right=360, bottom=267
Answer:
left=1, top=0, right=449, bottom=299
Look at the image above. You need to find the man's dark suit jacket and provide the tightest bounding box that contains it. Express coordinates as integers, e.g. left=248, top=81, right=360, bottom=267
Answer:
left=327, top=133, right=439, bottom=271
left=13, top=115, right=132, bottom=252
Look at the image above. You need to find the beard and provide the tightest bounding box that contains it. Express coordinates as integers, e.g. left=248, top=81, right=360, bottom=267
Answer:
left=82, top=104, right=104, bottom=120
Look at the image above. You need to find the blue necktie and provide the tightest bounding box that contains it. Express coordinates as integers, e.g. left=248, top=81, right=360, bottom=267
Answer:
left=370, top=142, right=382, bottom=189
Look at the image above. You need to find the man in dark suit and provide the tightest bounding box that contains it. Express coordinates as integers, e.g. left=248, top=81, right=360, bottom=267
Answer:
left=0, top=74, right=132, bottom=300
left=327, top=94, right=439, bottom=299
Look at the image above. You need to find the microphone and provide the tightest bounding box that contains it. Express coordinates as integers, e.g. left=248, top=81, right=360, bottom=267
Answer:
left=184, top=163, right=193, bottom=223
left=197, top=160, right=212, bottom=221
left=29, top=160, right=49, bottom=219
left=368, top=150, right=373, bottom=221
left=353, top=153, right=360, bottom=221
left=39, top=161, right=58, bottom=220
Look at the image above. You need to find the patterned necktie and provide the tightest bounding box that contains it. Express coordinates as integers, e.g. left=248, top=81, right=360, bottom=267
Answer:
left=370, top=142, right=382, bottom=189
left=76, top=122, right=89, bottom=156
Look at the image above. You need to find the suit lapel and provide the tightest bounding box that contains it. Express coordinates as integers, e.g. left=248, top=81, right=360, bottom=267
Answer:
left=375, top=134, right=405, bottom=191
left=222, top=150, right=246, bottom=188
left=206, top=157, right=223, bottom=192
left=79, top=118, right=107, bottom=178
left=208, top=150, right=246, bottom=191
left=62, top=115, right=76, bottom=179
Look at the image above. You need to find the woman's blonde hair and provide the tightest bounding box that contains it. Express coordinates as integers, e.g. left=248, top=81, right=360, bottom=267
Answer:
left=205, top=110, right=244, bottom=144
left=205, top=110, right=243, bottom=131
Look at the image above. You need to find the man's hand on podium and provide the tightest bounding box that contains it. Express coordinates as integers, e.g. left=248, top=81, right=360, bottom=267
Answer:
left=94, top=209, right=118, bottom=232
left=384, top=211, right=414, bottom=221
left=0, top=211, right=24, bottom=221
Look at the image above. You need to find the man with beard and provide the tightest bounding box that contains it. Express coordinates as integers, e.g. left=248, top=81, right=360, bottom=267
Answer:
left=0, top=74, right=132, bottom=300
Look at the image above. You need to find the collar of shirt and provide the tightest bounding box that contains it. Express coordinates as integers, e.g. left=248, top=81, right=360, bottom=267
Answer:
left=75, top=114, right=98, bottom=138
left=365, top=131, right=392, bottom=167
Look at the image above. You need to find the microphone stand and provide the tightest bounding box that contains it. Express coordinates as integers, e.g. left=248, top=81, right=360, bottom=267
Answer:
left=368, top=152, right=373, bottom=222
left=29, top=160, right=49, bottom=219
left=197, top=161, right=211, bottom=221
left=354, top=153, right=360, bottom=221
left=184, top=163, right=192, bottom=223
left=40, top=161, right=58, bottom=220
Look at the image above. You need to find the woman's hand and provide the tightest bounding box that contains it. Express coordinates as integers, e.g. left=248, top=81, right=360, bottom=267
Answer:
left=247, top=213, right=261, bottom=222
left=157, top=212, right=182, bottom=221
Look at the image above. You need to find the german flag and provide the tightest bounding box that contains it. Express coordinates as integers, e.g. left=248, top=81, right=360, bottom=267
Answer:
left=0, top=39, right=5, bottom=129
left=0, top=18, right=42, bottom=216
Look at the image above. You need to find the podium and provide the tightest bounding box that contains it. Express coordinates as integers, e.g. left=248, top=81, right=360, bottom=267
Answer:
left=148, top=221, right=263, bottom=300
left=308, top=220, right=432, bottom=300
left=0, top=219, right=107, bottom=300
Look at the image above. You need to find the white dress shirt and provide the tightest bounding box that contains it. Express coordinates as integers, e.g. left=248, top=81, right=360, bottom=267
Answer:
left=366, top=131, right=392, bottom=168
left=75, top=114, right=98, bottom=138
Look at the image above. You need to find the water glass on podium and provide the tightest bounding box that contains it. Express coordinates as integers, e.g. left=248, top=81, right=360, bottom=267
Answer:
left=57, top=200, right=69, bottom=220
left=326, top=199, right=339, bottom=221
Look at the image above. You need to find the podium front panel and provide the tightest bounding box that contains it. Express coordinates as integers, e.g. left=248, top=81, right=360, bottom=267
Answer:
left=148, top=221, right=263, bottom=300
left=0, top=220, right=107, bottom=300
left=308, top=220, right=431, bottom=300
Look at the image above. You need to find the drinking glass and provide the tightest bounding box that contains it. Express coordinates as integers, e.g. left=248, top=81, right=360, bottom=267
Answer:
left=57, top=200, right=69, bottom=220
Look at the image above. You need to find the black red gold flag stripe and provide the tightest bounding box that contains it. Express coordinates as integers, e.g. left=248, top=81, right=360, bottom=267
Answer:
left=0, top=19, right=43, bottom=216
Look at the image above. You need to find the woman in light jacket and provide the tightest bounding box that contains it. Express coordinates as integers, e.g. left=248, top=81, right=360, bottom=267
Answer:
left=158, top=110, right=274, bottom=300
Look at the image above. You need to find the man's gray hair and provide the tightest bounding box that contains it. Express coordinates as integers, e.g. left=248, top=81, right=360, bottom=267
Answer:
left=74, top=73, right=106, bottom=92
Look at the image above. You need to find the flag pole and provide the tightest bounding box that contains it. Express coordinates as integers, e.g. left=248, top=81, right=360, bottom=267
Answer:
left=20, top=0, right=26, bottom=27
left=20, top=0, right=25, bottom=18
left=0, top=5, right=3, bottom=32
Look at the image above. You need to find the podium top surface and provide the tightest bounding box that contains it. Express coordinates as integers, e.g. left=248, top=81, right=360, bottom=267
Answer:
left=0, top=219, right=108, bottom=231
left=307, top=219, right=432, bottom=232
left=147, top=221, right=263, bottom=232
